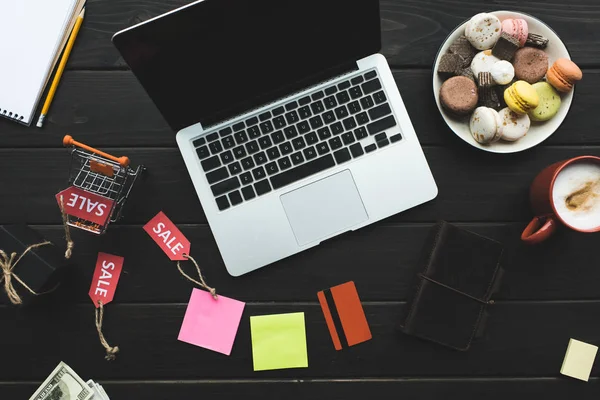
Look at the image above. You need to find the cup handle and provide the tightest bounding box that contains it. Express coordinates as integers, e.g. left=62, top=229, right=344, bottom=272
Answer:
left=521, top=216, right=558, bottom=244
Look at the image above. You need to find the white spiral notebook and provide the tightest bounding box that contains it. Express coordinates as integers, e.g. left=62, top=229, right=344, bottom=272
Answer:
left=0, top=0, right=85, bottom=126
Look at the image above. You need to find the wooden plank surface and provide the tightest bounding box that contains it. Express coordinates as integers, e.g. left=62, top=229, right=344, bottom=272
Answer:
left=0, top=70, right=597, bottom=148
left=1, top=223, right=598, bottom=305
left=65, top=0, right=600, bottom=69
left=1, top=147, right=599, bottom=225
left=3, top=0, right=600, bottom=398
left=2, top=378, right=598, bottom=400
left=1, top=302, right=600, bottom=380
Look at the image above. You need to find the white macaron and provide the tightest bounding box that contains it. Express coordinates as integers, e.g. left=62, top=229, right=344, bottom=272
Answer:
left=464, top=13, right=502, bottom=50
left=471, top=50, right=500, bottom=78
left=490, top=60, right=515, bottom=85
left=498, top=107, right=531, bottom=141
left=470, top=107, right=503, bottom=144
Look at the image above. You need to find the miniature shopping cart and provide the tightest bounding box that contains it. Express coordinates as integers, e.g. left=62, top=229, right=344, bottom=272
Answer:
left=62, top=135, right=145, bottom=234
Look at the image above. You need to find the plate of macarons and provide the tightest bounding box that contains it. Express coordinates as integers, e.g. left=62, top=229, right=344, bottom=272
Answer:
left=433, top=11, right=582, bottom=153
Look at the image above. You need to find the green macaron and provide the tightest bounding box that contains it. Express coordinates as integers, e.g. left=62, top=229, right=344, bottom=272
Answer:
left=529, top=82, right=561, bottom=122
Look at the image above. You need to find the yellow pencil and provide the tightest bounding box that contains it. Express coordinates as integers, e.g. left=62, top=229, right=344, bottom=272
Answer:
left=37, top=8, right=85, bottom=128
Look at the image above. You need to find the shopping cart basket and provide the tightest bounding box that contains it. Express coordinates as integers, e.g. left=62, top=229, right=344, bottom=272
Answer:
left=61, top=135, right=145, bottom=234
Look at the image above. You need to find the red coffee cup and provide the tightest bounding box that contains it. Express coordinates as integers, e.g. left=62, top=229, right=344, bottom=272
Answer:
left=521, top=155, right=600, bottom=244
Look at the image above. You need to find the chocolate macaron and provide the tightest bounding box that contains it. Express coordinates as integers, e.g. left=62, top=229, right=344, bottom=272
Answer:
left=440, top=76, right=478, bottom=115
left=512, top=47, right=548, bottom=84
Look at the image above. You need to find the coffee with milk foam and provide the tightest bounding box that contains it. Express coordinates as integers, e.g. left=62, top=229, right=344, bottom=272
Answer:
left=552, top=161, right=600, bottom=230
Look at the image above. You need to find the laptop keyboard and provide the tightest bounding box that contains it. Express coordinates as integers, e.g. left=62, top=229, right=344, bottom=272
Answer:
left=193, top=69, right=402, bottom=211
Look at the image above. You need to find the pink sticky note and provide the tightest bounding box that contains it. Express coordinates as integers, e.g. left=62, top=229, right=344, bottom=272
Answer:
left=178, top=288, right=245, bottom=355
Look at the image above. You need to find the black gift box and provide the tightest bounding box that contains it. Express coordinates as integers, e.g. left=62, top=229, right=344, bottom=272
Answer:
left=0, top=225, right=65, bottom=305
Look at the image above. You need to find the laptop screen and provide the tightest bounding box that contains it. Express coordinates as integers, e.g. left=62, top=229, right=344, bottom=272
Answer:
left=113, top=0, right=381, bottom=131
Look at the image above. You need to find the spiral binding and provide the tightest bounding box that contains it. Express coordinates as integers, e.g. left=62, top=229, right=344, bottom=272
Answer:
left=0, top=108, right=25, bottom=122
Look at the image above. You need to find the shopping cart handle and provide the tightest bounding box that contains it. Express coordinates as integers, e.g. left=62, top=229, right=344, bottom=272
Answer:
left=63, top=135, right=130, bottom=167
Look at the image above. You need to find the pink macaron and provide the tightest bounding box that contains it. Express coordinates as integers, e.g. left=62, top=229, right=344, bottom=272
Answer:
left=501, top=18, right=528, bottom=47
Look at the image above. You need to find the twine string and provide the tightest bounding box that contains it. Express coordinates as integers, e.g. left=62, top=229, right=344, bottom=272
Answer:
left=0, top=242, right=52, bottom=305
left=95, top=301, right=119, bottom=361
left=176, top=254, right=217, bottom=299
left=59, top=195, right=74, bottom=259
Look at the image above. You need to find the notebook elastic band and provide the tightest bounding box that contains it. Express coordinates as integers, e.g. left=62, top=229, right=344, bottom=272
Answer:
left=418, top=274, right=494, bottom=305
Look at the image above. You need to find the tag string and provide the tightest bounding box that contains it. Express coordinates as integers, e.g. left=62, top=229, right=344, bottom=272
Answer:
left=59, top=195, right=74, bottom=259
left=0, top=242, right=55, bottom=305
left=176, top=254, right=218, bottom=299
left=95, top=301, right=119, bottom=361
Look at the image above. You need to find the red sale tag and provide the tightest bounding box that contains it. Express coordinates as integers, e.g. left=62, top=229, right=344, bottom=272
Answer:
left=56, top=186, right=114, bottom=227
left=143, top=211, right=191, bottom=261
left=89, top=252, right=124, bottom=308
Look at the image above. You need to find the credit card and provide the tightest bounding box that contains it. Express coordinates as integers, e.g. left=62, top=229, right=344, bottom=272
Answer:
left=317, top=281, right=371, bottom=350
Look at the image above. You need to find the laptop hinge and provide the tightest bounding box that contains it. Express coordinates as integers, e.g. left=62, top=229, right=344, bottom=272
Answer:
left=202, top=61, right=358, bottom=129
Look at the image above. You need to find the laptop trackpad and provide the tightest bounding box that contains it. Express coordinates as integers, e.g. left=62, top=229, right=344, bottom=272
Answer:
left=280, top=170, right=368, bottom=246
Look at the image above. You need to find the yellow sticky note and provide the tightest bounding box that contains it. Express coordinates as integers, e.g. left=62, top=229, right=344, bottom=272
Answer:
left=560, top=338, right=598, bottom=382
left=250, top=312, right=308, bottom=371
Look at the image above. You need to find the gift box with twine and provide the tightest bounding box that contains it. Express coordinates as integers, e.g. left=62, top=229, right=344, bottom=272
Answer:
left=0, top=225, right=66, bottom=305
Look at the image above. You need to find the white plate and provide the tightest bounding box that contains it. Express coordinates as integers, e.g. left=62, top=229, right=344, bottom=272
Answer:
left=433, top=10, right=573, bottom=153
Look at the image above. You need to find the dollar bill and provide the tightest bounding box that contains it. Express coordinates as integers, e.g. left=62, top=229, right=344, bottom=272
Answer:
left=98, top=385, right=109, bottom=400
left=29, top=362, right=93, bottom=400
left=86, top=379, right=109, bottom=400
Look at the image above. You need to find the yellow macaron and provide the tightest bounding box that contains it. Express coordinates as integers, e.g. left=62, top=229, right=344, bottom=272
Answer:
left=504, top=80, right=540, bottom=114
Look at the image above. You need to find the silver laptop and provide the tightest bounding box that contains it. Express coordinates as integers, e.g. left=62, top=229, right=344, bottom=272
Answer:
left=112, top=0, right=437, bottom=276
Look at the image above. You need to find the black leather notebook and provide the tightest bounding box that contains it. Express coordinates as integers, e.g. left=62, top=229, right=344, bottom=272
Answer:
left=400, top=221, right=504, bottom=351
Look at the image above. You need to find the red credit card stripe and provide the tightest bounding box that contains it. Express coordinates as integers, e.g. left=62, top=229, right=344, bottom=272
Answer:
left=317, top=291, right=342, bottom=350
left=331, top=281, right=372, bottom=346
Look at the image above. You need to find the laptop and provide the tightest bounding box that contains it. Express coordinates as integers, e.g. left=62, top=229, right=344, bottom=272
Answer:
left=112, top=0, right=438, bottom=276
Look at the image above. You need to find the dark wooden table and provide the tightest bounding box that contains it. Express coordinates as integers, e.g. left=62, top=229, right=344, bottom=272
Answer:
left=2, top=0, right=600, bottom=398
